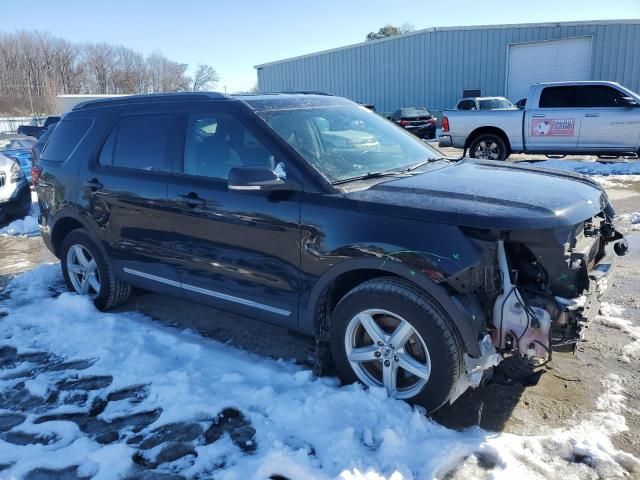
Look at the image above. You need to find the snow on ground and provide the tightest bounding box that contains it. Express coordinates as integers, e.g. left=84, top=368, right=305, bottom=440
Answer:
left=593, top=175, right=640, bottom=189
left=597, top=303, right=640, bottom=364
left=616, top=212, right=640, bottom=232
left=0, top=265, right=638, bottom=479
left=521, top=159, right=640, bottom=176
left=0, top=191, right=40, bottom=237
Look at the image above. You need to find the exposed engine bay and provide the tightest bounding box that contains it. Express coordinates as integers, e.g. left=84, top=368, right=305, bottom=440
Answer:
left=448, top=211, right=628, bottom=400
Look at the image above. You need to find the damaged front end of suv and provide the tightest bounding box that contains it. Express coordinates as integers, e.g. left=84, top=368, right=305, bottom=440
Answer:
left=446, top=192, right=627, bottom=400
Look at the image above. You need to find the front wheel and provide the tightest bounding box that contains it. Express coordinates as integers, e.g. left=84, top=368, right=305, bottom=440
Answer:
left=61, top=229, right=131, bottom=310
left=469, top=134, right=509, bottom=160
left=329, top=278, right=463, bottom=412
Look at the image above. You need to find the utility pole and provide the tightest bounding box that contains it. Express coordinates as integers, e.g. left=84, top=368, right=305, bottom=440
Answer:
left=26, top=72, right=38, bottom=124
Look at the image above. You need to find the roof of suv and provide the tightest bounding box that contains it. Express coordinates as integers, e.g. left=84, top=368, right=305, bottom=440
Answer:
left=73, top=91, right=335, bottom=111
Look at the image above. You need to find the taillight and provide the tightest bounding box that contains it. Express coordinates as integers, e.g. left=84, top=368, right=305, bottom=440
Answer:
left=399, top=120, right=410, bottom=126
left=441, top=116, right=450, bottom=132
left=31, top=165, right=42, bottom=186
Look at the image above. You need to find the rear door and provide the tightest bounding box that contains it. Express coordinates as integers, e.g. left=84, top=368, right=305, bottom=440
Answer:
left=166, top=102, right=301, bottom=328
left=526, top=85, right=580, bottom=151
left=575, top=85, right=640, bottom=151
left=82, top=110, right=184, bottom=294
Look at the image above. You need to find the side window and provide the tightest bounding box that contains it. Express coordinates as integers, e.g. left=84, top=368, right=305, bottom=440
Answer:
left=539, top=86, right=579, bottom=108
left=575, top=86, right=626, bottom=107
left=458, top=100, right=475, bottom=110
left=99, top=115, right=176, bottom=171
left=41, top=118, right=92, bottom=162
left=183, top=113, right=276, bottom=180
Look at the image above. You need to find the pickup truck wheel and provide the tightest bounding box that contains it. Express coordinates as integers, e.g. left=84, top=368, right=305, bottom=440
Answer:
left=61, top=229, right=131, bottom=310
left=469, top=134, right=509, bottom=160
left=329, top=277, right=463, bottom=412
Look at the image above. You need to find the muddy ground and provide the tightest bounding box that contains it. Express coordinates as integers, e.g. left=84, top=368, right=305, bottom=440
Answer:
left=1, top=171, right=639, bottom=458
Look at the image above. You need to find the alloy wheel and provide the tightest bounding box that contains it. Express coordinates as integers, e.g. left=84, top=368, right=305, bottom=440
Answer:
left=474, top=140, right=501, bottom=160
left=66, top=244, right=101, bottom=299
left=344, top=308, right=431, bottom=399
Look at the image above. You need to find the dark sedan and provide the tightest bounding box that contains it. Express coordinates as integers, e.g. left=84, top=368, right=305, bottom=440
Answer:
left=391, top=107, right=437, bottom=139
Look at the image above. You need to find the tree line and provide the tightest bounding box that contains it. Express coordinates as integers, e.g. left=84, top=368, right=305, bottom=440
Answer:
left=0, top=31, right=220, bottom=115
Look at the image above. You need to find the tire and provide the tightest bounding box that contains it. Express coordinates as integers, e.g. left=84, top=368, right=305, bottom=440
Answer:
left=61, top=228, right=130, bottom=310
left=468, top=134, right=509, bottom=160
left=329, top=277, right=463, bottom=412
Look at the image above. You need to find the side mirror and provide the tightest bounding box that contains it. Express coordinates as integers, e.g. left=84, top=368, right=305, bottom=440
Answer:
left=228, top=166, right=295, bottom=192
left=620, top=96, right=639, bottom=107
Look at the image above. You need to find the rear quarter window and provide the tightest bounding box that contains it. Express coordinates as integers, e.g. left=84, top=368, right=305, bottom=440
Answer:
left=40, top=118, right=93, bottom=162
left=98, top=114, right=180, bottom=172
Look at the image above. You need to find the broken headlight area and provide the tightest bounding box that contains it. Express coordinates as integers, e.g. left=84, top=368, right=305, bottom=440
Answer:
left=451, top=213, right=626, bottom=368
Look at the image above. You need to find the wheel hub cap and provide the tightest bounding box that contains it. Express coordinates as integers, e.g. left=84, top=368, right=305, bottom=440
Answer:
left=344, top=309, right=431, bottom=399
left=66, top=244, right=101, bottom=300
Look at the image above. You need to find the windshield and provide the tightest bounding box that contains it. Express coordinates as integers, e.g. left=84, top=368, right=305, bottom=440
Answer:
left=0, top=138, right=35, bottom=151
left=478, top=98, right=515, bottom=110
left=256, top=103, right=441, bottom=183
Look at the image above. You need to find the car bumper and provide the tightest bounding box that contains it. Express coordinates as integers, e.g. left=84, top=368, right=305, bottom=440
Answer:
left=438, top=135, right=453, bottom=148
left=405, top=125, right=436, bottom=138
left=0, top=180, right=29, bottom=216
left=556, top=239, right=623, bottom=342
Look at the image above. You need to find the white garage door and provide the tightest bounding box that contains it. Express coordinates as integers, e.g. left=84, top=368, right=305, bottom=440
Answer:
left=506, top=37, right=592, bottom=101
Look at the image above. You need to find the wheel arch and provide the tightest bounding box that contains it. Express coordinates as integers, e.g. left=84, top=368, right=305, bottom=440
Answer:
left=303, top=258, right=481, bottom=357
left=465, top=126, right=512, bottom=153
left=50, top=211, right=97, bottom=258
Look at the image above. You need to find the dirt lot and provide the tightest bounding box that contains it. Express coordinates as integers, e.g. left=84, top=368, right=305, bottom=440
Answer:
left=1, top=165, right=639, bottom=460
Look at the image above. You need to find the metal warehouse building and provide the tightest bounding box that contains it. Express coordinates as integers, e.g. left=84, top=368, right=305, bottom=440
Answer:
left=255, top=20, right=640, bottom=112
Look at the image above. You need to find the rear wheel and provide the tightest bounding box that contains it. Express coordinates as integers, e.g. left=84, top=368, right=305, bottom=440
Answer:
left=329, top=278, right=463, bottom=412
left=61, top=229, right=130, bottom=310
left=469, top=134, right=509, bottom=160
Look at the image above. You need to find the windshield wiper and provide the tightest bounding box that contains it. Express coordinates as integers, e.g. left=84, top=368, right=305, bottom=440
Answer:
left=332, top=169, right=408, bottom=185
left=332, top=158, right=444, bottom=185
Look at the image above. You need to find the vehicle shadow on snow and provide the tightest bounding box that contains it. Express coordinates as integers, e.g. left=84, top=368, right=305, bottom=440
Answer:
left=121, top=289, right=542, bottom=434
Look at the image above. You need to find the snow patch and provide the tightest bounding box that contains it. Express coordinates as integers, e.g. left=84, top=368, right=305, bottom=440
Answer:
left=522, top=159, right=640, bottom=176
left=0, top=190, right=40, bottom=237
left=594, top=174, right=640, bottom=189
left=597, top=302, right=640, bottom=363
left=0, top=265, right=637, bottom=479
left=617, top=212, right=640, bottom=231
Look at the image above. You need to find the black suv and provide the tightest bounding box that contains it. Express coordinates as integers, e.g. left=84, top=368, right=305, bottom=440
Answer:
left=35, top=93, right=627, bottom=411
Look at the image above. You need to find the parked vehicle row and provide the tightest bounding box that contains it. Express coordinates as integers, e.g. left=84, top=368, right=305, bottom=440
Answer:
left=16, top=116, right=60, bottom=139
left=34, top=92, right=627, bottom=411
left=439, top=81, right=640, bottom=160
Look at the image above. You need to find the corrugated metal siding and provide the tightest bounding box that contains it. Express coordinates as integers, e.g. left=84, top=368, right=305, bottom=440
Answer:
left=256, top=22, right=640, bottom=112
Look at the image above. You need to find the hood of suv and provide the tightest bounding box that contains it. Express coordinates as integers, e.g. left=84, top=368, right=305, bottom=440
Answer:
left=345, top=159, right=611, bottom=229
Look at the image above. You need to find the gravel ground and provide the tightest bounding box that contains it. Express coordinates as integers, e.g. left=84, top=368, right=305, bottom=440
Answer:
left=1, top=166, right=639, bottom=459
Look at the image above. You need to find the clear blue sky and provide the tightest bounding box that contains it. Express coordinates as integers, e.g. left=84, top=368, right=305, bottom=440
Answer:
left=4, top=0, right=640, bottom=92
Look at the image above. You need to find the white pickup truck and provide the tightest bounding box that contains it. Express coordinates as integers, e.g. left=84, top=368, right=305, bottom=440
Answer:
left=438, top=81, right=640, bottom=160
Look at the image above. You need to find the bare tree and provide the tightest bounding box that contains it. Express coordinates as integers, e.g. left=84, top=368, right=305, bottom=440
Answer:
left=0, top=30, right=214, bottom=114
left=192, top=64, right=220, bottom=91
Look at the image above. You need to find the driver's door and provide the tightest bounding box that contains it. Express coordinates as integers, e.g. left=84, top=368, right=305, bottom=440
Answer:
left=166, top=105, right=301, bottom=328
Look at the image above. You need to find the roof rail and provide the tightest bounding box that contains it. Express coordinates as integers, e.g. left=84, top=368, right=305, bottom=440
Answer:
left=276, top=90, right=333, bottom=96
left=72, top=92, right=227, bottom=110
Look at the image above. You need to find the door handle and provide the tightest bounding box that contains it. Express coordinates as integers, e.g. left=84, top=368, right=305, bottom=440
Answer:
left=532, top=114, right=545, bottom=118
left=585, top=113, right=600, bottom=118
left=178, top=192, right=205, bottom=208
left=84, top=179, right=103, bottom=191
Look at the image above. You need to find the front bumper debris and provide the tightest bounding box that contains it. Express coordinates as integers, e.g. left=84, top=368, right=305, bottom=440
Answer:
left=450, top=334, right=502, bottom=403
